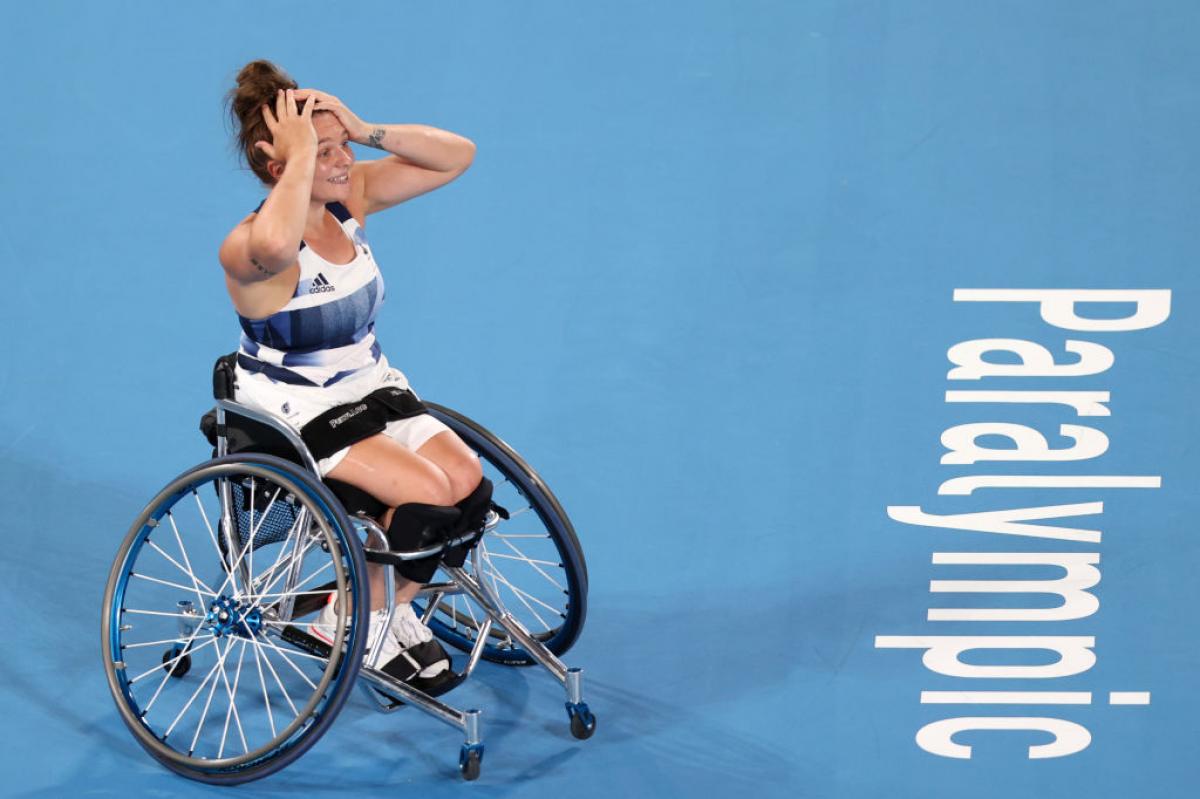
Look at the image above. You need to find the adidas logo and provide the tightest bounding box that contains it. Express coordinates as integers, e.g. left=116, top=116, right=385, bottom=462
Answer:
left=309, top=273, right=336, bottom=294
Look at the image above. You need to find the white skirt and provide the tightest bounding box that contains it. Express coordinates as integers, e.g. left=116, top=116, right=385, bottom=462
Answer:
left=233, top=355, right=450, bottom=476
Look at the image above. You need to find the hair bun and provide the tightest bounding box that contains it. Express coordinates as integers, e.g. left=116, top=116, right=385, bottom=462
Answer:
left=227, top=60, right=299, bottom=184
left=231, top=59, right=297, bottom=113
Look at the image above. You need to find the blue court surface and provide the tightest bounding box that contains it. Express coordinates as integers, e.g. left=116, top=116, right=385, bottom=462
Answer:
left=3, top=1, right=1199, bottom=796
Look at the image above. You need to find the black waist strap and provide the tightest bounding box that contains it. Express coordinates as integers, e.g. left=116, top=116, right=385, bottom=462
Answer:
left=299, top=386, right=428, bottom=461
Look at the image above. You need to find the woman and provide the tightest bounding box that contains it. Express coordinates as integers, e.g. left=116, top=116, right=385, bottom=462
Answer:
left=221, top=60, right=486, bottom=687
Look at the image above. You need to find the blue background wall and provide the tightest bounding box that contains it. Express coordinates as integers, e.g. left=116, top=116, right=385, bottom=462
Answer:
left=1, top=1, right=1197, bottom=796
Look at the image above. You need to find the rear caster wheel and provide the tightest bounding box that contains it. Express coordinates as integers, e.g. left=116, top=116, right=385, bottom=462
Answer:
left=567, top=703, right=595, bottom=740
left=459, top=745, right=484, bottom=781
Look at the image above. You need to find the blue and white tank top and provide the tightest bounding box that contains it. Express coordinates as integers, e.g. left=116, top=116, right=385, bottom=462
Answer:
left=236, top=201, right=386, bottom=387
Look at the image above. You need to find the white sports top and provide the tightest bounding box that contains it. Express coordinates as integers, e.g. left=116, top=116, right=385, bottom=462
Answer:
left=236, top=201, right=386, bottom=387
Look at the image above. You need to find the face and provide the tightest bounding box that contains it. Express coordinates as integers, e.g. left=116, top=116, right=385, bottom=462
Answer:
left=309, top=112, right=354, bottom=201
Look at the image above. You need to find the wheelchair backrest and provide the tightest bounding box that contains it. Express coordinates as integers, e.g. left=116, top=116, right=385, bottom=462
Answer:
left=200, top=353, right=322, bottom=475
left=199, top=353, right=388, bottom=522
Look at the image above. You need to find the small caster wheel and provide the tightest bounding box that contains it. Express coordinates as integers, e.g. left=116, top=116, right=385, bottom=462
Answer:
left=459, top=745, right=484, bottom=781
left=567, top=702, right=596, bottom=740
left=162, top=647, right=190, bottom=678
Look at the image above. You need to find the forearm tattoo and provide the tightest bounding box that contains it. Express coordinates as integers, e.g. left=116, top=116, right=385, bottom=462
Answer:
left=251, top=257, right=272, bottom=275
left=365, top=128, right=386, bottom=149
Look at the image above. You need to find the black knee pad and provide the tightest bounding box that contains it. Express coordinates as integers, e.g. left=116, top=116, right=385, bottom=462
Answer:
left=387, top=503, right=462, bottom=584
left=441, top=477, right=494, bottom=569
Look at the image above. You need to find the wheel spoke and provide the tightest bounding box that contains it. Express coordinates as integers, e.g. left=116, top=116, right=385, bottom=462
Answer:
left=130, top=635, right=216, bottom=685
left=188, top=636, right=236, bottom=755
left=122, top=636, right=194, bottom=651
left=165, top=512, right=213, bottom=608
left=156, top=521, right=218, bottom=601
left=246, top=633, right=320, bottom=690
left=138, top=633, right=218, bottom=717
left=203, top=490, right=288, bottom=606
left=481, top=550, right=556, bottom=629
left=162, top=646, right=224, bottom=741
left=249, top=523, right=320, bottom=607
left=253, top=589, right=335, bottom=601
left=480, top=551, right=560, bottom=567
left=218, top=639, right=250, bottom=758
left=123, top=608, right=204, bottom=620
left=251, top=637, right=277, bottom=739
left=130, top=572, right=219, bottom=596
left=194, top=490, right=242, bottom=598
left=247, top=517, right=309, bottom=601
left=495, top=537, right=565, bottom=591
left=461, top=587, right=482, bottom=636
left=247, top=479, right=257, bottom=613
left=255, top=638, right=300, bottom=717
left=257, top=559, right=333, bottom=610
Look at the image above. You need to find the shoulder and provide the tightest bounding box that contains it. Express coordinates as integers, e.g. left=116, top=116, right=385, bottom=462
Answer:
left=326, top=201, right=354, bottom=224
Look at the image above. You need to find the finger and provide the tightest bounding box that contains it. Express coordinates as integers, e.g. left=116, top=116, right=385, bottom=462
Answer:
left=315, top=100, right=347, bottom=120
left=261, top=103, right=278, bottom=130
left=286, top=88, right=298, bottom=117
left=274, top=89, right=286, bottom=121
left=301, top=94, right=315, bottom=118
left=254, top=140, right=277, bottom=159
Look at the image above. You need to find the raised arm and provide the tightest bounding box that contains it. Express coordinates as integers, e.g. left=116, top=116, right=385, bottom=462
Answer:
left=220, top=89, right=317, bottom=283
left=295, top=89, right=475, bottom=216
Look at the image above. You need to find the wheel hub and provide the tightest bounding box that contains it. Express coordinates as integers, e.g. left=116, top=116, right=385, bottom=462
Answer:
left=206, top=595, right=263, bottom=639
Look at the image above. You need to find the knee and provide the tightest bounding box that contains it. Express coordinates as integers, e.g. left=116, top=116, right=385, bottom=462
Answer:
left=406, top=468, right=457, bottom=508
left=449, top=454, right=484, bottom=503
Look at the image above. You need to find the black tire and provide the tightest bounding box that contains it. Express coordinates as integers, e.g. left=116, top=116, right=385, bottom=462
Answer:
left=422, top=403, right=588, bottom=665
left=161, top=648, right=191, bottom=679
left=570, top=709, right=596, bottom=740
left=101, top=455, right=369, bottom=785
left=460, top=748, right=482, bottom=781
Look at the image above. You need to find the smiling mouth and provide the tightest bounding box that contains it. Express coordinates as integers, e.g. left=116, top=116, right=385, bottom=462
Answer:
left=328, top=175, right=349, bottom=184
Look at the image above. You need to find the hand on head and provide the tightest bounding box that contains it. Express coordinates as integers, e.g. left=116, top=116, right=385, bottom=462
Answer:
left=293, top=88, right=370, bottom=144
left=255, top=88, right=317, bottom=165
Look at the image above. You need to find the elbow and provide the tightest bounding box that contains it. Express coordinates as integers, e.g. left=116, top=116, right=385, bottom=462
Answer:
left=455, top=137, right=476, bottom=173
left=247, top=231, right=298, bottom=271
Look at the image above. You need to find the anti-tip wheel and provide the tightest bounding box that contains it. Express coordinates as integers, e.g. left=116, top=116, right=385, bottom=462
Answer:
left=160, top=648, right=191, bottom=679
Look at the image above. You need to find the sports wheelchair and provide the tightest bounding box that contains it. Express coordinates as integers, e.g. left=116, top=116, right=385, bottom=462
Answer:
left=101, top=358, right=593, bottom=784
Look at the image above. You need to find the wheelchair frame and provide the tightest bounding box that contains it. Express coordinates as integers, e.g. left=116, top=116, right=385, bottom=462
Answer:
left=101, top=397, right=593, bottom=783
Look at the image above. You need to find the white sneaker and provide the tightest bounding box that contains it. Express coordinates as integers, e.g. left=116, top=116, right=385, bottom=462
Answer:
left=386, top=602, right=451, bottom=680
left=308, top=595, right=401, bottom=667
left=309, top=595, right=448, bottom=680
left=307, top=593, right=342, bottom=646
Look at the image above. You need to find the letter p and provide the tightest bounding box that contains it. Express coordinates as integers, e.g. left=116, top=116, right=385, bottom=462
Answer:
left=954, top=289, right=1170, bottom=332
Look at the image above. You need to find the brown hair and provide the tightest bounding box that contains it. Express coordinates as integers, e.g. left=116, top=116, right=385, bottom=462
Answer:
left=226, top=60, right=298, bottom=184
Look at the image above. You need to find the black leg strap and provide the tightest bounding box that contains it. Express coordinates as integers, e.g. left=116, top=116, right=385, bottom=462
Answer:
left=441, top=478, right=494, bottom=569
left=385, top=504, right=461, bottom=583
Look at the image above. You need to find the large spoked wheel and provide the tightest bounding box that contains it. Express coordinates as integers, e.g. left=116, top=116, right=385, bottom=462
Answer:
left=422, top=403, right=588, bottom=666
left=101, top=454, right=369, bottom=785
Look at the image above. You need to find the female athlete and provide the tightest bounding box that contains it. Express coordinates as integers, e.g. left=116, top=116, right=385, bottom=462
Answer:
left=221, top=60, right=487, bottom=689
